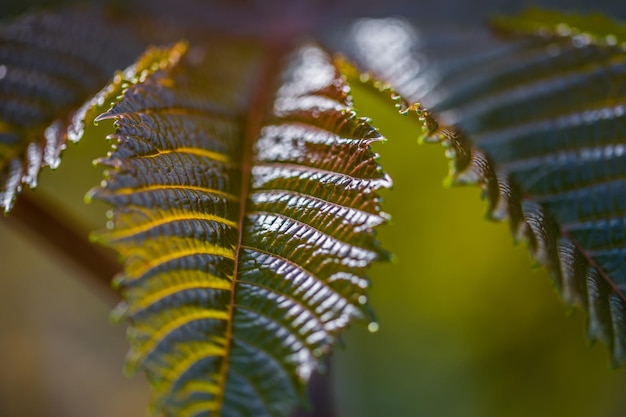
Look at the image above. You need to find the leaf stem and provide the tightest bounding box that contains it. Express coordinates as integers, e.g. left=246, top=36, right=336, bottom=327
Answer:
left=6, top=192, right=120, bottom=303
left=292, top=357, right=337, bottom=417
left=214, top=40, right=288, bottom=414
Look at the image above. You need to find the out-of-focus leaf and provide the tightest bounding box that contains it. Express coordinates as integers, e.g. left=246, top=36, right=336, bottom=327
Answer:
left=0, top=6, right=145, bottom=213
left=88, top=39, right=390, bottom=417
left=335, top=10, right=626, bottom=365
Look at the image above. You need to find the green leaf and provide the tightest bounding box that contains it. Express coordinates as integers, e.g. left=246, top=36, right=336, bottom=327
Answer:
left=337, top=11, right=626, bottom=365
left=0, top=6, right=145, bottom=213
left=88, top=39, right=390, bottom=417
left=491, top=6, right=626, bottom=46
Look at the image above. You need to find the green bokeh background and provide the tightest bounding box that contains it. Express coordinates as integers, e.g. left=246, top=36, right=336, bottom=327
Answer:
left=1, top=2, right=626, bottom=415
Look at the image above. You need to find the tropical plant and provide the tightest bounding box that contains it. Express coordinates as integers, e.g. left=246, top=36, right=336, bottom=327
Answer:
left=2, top=1, right=626, bottom=416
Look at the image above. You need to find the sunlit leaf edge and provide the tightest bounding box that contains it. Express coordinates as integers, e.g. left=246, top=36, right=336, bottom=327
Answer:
left=338, top=55, right=626, bottom=367
left=87, top=40, right=392, bottom=417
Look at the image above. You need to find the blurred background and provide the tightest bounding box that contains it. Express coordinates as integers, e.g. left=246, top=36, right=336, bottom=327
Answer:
left=1, top=1, right=626, bottom=417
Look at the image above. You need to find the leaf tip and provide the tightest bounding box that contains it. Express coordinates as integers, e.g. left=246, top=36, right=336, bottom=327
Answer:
left=94, top=111, right=115, bottom=124
left=387, top=251, right=399, bottom=264
left=110, top=301, right=128, bottom=323
left=87, top=230, right=100, bottom=244
left=123, top=356, right=139, bottom=377
left=84, top=189, right=95, bottom=205
left=109, top=272, right=122, bottom=289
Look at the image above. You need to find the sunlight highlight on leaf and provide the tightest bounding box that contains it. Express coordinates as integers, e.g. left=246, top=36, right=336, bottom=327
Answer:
left=337, top=10, right=626, bottom=366
left=88, top=39, right=390, bottom=417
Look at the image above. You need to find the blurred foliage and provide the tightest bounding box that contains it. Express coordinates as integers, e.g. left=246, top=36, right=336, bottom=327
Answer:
left=0, top=0, right=93, bottom=17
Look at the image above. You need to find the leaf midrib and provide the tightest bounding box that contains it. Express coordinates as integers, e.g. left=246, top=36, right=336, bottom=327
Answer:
left=214, top=43, right=289, bottom=416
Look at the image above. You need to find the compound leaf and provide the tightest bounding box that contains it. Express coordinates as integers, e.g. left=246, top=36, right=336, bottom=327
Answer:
left=88, top=39, right=390, bottom=417
left=0, top=6, right=147, bottom=213
left=336, top=10, right=626, bottom=365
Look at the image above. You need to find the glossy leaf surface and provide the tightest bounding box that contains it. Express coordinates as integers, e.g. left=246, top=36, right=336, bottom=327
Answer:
left=0, top=7, right=146, bottom=213
left=89, top=40, right=390, bottom=416
left=335, top=10, right=626, bottom=365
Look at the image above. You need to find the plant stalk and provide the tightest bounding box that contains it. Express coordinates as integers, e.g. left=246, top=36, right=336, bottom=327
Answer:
left=293, top=356, right=337, bottom=417
left=6, top=192, right=120, bottom=302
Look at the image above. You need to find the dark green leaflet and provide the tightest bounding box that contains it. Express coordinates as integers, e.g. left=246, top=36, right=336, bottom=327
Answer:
left=0, top=7, right=146, bottom=213
left=335, top=11, right=626, bottom=365
left=89, top=40, right=390, bottom=417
